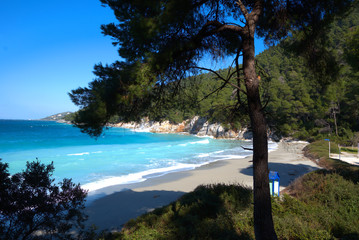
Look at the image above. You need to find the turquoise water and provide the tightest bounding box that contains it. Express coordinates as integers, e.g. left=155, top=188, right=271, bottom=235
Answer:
left=0, top=120, right=275, bottom=191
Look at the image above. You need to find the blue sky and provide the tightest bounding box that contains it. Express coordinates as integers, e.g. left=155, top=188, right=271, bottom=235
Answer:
left=0, top=1, right=266, bottom=120
left=0, top=0, right=119, bottom=119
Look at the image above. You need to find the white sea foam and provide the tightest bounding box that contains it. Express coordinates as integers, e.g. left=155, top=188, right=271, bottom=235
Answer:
left=190, top=139, right=210, bottom=144
left=214, top=154, right=250, bottom=160
left=237, top=141, right=278, bottom=153
left=83, top=174, right=146, bottom=192
left=197, top=153, right=210, bottom=158
left=67, top=152, right=90, bottom=156
left=179, top=139, right=209, bottom=147
left=130, top=128, right=151, bottom=132
left=268, top=141, right=279, bottom=152
left=84, top=147, right=257, bottom=192
left=83, top=162, right=203, bottom=192
left=214, top=150, right=225, bottom=154
left=196, top=135, right=214, bottom=139
left=196, top=149, right=227, bottom=158
left=89, top=146, right=253, bottom=192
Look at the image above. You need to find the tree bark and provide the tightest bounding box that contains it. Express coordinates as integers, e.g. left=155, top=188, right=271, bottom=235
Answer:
left=242, top=34, right=278, bottom=240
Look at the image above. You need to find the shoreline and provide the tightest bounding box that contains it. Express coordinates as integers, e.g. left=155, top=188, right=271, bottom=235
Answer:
left=85, top=140, right=320, bottom=231
left=81, top=137, right=277, bottom=193
left=82, top=147, right=256, bottom=193
left=82, top=140, right=277, bottom=194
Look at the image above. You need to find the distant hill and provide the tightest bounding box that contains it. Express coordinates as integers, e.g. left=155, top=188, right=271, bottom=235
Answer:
left=41, top=112, right=73, bottom=121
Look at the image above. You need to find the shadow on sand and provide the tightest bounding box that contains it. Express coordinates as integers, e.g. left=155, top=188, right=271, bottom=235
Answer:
left=240, top=162, right=320, bottom=187
left=85, top=189, right=185, bottom=231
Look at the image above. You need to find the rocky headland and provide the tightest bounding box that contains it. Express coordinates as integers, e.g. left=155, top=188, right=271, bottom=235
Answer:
left=43, top=112, right=279, bottom=141
left=114, top=116, right=276, bottom=140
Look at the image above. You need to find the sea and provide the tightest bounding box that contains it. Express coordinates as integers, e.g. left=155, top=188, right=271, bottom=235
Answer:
left=0, top=119, right=277, bottom=192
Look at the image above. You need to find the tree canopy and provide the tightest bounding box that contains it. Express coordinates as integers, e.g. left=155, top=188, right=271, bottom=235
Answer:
left=71, top=3, right=359, bottom=143
left=70, top=0, right=356, bottom=137
left=345, top=26, right=359, bottom=72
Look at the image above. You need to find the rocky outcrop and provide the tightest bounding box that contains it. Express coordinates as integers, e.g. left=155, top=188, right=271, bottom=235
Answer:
left=117, top=118, right=187, bottom=133
left=115, top=116, right=254, bottom=140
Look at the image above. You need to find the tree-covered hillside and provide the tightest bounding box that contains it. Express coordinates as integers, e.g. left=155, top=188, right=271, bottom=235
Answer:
left=146, top=5, right=359, bottom=143
left=256, top=5, right=359, bottom=142
left=41, top=112, right=73, bottom=121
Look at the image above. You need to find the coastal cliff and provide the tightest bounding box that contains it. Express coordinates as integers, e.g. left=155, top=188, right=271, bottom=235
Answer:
left=115, top=116, right=256, bottom=140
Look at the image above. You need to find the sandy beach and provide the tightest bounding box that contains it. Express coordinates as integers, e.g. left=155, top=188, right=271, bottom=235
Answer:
left=85, top=141, right=320, bottom=231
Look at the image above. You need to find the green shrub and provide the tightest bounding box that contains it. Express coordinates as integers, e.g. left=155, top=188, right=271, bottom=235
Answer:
left=282, top=171, right=359, bottom=239
left=341, top=147, right=358, bottom=154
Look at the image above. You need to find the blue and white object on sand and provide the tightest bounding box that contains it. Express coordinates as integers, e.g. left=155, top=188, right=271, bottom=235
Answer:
left=269, top=171, right=280, bottom=197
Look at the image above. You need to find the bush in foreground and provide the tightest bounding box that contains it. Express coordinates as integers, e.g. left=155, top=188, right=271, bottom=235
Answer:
left=276, top=171, right=359, bottom=239
left=0, top=159, right=88, bottom=239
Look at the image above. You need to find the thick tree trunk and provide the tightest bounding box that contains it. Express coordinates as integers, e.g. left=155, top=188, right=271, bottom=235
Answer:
left=242, top=36, right=278, bottom=240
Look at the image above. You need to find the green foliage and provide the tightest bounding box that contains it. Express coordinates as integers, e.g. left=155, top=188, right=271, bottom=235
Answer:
left=304, top=140, right=338, bottom=159
left=341, top=147, right=358, bottom=154
left=69, top=62, right=156, bottom=137
left=63, top=112, right=76, bottom=122
left=108, top=115, right=120, bottom=124
left=69, top=0, right=359, bottom=142
left=172, top=71, right=248, bottom=126
left=345, top=26, right=359, bottom=72
left=0, top=159, right=88, bottom=239
left=281, top=171, right=359, bottom=239
left=304, top=139, right=359, bottom=172
left=255, top=4, right=359, bottom=139
left=304, top=141, right=359, bottom=184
